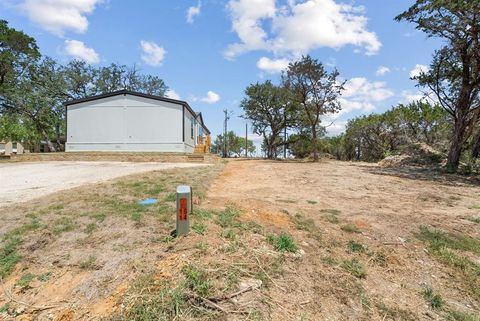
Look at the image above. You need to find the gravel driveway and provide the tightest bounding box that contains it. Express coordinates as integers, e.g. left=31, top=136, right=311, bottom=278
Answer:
left=0, top=161, right=207, bottom=207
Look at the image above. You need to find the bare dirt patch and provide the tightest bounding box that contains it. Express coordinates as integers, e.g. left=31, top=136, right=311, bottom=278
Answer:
left=1, top=159, right=479, bottom=320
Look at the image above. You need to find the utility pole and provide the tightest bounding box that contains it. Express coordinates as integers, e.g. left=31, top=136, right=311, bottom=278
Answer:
left=223, top=109, right=230, bottom=158
left=284, top=113, right=287, bottom=159
left=245, top=123, right=248, bottom=158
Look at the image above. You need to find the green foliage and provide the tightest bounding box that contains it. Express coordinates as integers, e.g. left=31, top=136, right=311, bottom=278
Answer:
left=240, top=80, right=292, bottom=159
left=347, top=240, right=367, bottom=253
left=341, top=101, right=450, bottom=162
left=396, top=1, right=480, bottom=171
left=266, top=233, right=297, bottom=252
left=342, top=258, right=367, bottom=278
left=418, top=226, right=480, bottom=300
left=284, top=55, right=344, bottom=161
left=421, top=287, right=444, bottom=309
left=191, top=222, right=206, bottom=235
left=0, top=237, right=21, bottom=278
left=15, top=273, right=35, bottom=287
left=216, top=207, right=241, bottom=228
left=211, top=130, right=256, bottom=157
left=84, top=223, right=97, bottom=234
left=37, top=272, right=52, bottom=282
left=52, top=217, right=75, bottom=235
left=0, top=303, right=10, bottom=313
left=0, top=21, right=168, bottom=151
left=182, top=264, right=210, bottom=297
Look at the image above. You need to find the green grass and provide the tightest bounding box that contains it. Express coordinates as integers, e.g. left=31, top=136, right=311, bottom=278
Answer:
left=417, top=226, right=480, bottom=300
left=194, top=242, right=208, bottom=254
left=466, top=217, right=480, bottom=224
left=468, top=205, right=480, bottom=210
left=37, top=272, right=52, bottom=282
left=306, top=200, right=318, bottom=204
left=182, top=264, right=210, bottom=297
left=164, top=192, right=177, bottom=202
left=321, top=256, right=338, bottom=266
left=216, top=207, right=241, bottom=228
left=79, top=255, right=97, bottom=270
left=15, top=273, right=35, bottom=287
left=341, top=224, right=361, bottom=233
left=221, top=229, right=237, bottom=240
left=347, top=240, right=367, bottom=253
left=447, top=310, right=480, bottom=321
left=84, top=222, right=97, bottom=234
left=266, top=233, right=297, bottom=253
left=52, top=217, right=76, bottom=235
left=342, top=258, right=367, bottom=278
left=421, top=287, right=444, bottom=309
left=0, top=303, right=10, bottom=313
left=0, top=237, right=22, bottom=278
left=192, top=208, right=214, bottom=221
left=191, top=222, right=206, bottom=235
left=418, top=226, right=480, bottom=255
left=294, top=214, right=317, bottom=233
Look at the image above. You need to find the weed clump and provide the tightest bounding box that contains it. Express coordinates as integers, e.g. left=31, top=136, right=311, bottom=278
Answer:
left=342, top=258, right=366, bottom=278
left=267, top=233, right=297, bottom=253
left=341, top=224, right=360, bottom=233
left=421, top=286, right=443, bottom=309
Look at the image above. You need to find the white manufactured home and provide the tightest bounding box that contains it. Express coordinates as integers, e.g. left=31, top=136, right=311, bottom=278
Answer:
left=65, top=90, right=210, bottom=153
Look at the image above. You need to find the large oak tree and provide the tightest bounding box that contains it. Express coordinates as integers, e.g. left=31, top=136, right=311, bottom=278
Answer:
left=396, top=0, right=480, bottom=171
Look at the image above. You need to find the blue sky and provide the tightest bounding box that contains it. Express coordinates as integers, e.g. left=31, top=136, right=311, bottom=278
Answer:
left=1, top=0, right=442, bottom=144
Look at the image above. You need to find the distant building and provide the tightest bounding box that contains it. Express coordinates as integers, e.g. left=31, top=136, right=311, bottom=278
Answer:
left=0, top=141, right=25, bottom=155
left=65, top=90, right=210, bottom=153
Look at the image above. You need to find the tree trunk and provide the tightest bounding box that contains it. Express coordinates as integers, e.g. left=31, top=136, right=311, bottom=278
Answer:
left=311, top=125, right=318, bottom=161
left=471, top=128, right=480, bottom=158
left=39, top=127, right=57, bottom=152
left=446, top=121, right=465, bottom=172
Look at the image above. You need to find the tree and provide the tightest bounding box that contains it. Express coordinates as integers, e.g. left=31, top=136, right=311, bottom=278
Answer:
left=283, top=55, right=344, bottom=161
left=211, top=131, right=256, bottom=157
left=240, top=81, right=292, bottom=159
left=0, top=20, right=40, bottom=92
left=396, top=1, right=480, bottom=171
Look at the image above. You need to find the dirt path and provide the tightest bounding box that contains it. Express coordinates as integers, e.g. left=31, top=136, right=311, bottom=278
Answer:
left=0, top=161, right=207, bottom=207
left=205, top=159, right=480, bottom=320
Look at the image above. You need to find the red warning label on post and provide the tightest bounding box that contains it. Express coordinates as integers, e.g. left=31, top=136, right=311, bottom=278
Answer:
left=179, top=198, right=188, bottom=221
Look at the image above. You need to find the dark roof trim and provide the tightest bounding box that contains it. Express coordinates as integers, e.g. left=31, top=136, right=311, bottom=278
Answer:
left=64, top=89, right=199, bottom=121
left=195, top=112, right=211, bottom=135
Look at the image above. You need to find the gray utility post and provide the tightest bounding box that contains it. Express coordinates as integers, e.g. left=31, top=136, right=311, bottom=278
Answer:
left=176, top=185, right=192, bottom=236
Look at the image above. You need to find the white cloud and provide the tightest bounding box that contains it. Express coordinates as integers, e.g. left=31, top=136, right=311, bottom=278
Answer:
left=64, top=39, right=99, bottom=63
left=376, top=66, right=390, bottom=76
left=200, top=91, right=220, bottom=104
left=140, top=40, right=166, bottom=67
left=187, top=1, right=201, bottom=24
left=338, top=77, right=394, bottom=116
left=409, top=64, right=429, bottom=78
left=256, top=57, right=289, bottom=73
left=18, top=0, right=101, bottom=36
left=165, top=89, right=181, bottom=100
left=225, top=0, right=381, bottom=59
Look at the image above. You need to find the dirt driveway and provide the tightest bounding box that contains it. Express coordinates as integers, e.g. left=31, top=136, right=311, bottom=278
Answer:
left=0, top=161, right=207, bottom=207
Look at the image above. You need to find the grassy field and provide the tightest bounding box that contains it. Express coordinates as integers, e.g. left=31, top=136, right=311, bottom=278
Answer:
left=0, top=159, right=480, bottom=320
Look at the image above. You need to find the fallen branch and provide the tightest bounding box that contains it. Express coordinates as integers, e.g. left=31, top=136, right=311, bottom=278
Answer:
left=208, top=285, right=255, bottom=303
left=186, top=292, right=227, bottom=313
